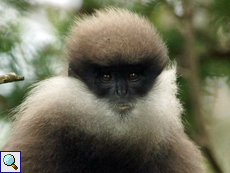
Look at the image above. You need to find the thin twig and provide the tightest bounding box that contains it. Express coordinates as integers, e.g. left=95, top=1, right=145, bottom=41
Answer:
left=0, top=72, right=24, bottom=84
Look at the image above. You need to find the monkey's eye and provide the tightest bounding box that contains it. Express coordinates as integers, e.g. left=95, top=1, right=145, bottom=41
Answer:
left=101, top=74, right=112, bottom=82
left=128, top=72, right=139, bottom=81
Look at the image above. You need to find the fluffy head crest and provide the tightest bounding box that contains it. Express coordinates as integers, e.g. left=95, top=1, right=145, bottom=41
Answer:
left=66, top=8, right=168, bottom=68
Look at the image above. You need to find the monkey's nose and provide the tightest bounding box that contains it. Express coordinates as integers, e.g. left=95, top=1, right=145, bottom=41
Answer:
left=116, top=89, right=128, bottom=97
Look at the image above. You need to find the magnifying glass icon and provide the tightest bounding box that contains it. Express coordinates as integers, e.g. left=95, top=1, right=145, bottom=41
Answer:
left=3, top=154, right=18, bottom=170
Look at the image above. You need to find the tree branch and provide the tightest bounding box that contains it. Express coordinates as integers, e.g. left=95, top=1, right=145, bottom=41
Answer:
left=0, top=72, right=24, bottom=84
left=181, top=0, right=223, bottom=172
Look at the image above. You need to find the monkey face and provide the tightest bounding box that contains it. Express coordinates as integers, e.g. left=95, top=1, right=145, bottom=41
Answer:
left=68, top=59, right=164, bottom=114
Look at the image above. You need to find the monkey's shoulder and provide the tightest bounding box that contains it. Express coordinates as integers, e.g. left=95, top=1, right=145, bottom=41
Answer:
left=19, top=76, right=94, bottom=114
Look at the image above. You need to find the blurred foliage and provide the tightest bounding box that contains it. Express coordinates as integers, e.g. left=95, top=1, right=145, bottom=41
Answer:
left=0, top=0, right=230, bottom=172
left=2, top=0, right=35, bottom=13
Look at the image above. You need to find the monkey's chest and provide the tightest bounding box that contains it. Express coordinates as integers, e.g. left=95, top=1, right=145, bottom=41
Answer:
left=50, top=132, right=165, bottom=173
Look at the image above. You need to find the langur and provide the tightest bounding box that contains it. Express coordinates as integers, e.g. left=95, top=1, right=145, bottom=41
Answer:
left=2, top=8, right=204, bottom=173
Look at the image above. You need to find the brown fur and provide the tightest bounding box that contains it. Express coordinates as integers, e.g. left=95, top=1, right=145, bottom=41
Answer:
left=67, top=8, right=167, bottom=68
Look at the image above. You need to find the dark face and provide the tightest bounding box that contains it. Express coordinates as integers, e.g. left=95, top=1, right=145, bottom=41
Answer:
left=68, top=60, right=165, bottom=114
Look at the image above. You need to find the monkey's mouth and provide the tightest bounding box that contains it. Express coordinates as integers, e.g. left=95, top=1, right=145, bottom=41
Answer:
left=113, top=102, right=133, bottom=111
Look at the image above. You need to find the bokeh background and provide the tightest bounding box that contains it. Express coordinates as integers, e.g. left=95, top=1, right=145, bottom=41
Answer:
left=0, top=0, right=230, bottom=172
